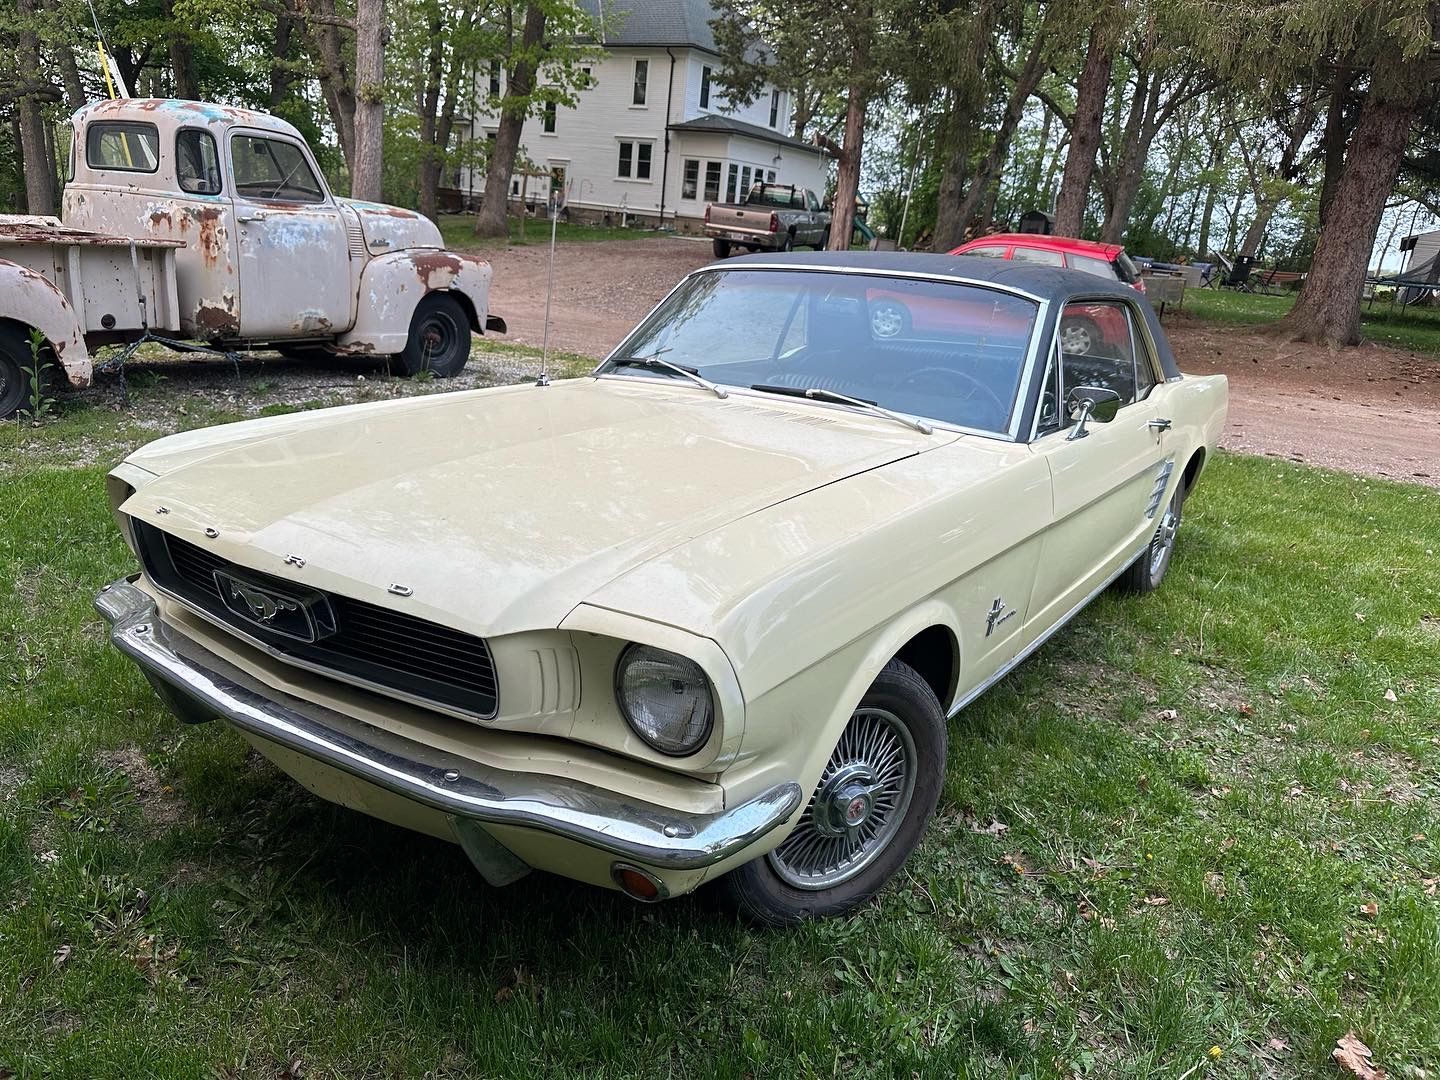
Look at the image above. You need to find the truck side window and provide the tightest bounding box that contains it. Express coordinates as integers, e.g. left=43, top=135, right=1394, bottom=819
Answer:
left=232, top=135, right=324, bottom=203
left=87, top=121, right=159, bottom=173
left=176, top=129, right=222, bottom=195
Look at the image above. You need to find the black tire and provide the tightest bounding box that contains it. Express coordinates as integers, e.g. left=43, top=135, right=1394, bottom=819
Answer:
left=778, top=231, right=794, bottom=253
left=816, top=227, right=831, bottom=251
left=1116, top=485, right=1183, bottom=594
left=1059, top=316, right=1102, bottom=356
left=718, top=659, right=946, bottom=925
left=393, top=292, right=470, bottom=378
left=0, top=324, right=41, bottom=420
left=712, top=238, right=732, bottom=259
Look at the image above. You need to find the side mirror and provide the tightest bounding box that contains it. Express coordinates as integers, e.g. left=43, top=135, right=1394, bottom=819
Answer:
left=1065, top=386, right=1122, bottom=441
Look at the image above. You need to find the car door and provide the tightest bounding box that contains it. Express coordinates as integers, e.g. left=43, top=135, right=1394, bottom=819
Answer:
left=1025, top=297, right=1177, bottom=631
left=227, top=128, right=353, bottom=339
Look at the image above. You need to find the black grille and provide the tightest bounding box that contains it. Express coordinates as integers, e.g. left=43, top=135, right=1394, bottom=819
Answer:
left=134, top=522, right=498, bottom=718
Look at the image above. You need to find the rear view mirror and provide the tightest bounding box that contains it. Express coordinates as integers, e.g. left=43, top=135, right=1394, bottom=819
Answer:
left=1065, top=386, right=1122, bottom=440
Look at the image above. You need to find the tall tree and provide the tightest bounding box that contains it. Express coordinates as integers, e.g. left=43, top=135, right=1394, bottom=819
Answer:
left=1053, top=16, right=1118, bottom=235
left=350, top=0, right=386, bottom=201
left=473, top=3, right=544, bottom=236
left=13, top=0, right=56, bottom=215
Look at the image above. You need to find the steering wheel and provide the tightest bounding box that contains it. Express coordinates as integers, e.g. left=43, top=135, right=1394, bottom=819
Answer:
left=896, top=366, right=1009, bottom=421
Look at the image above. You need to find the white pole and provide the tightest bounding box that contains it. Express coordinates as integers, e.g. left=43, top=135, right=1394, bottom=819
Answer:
left=537, top=193, right=558, bottom=386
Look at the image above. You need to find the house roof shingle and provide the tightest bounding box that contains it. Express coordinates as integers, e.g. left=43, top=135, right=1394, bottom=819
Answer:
left=667, top=114, right=823, bottom=155
left=581, top=0, right=764, bottom=57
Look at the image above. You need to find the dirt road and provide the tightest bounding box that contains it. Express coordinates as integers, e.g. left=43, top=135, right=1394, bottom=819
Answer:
left=485, top=236, right=1438, bottom=487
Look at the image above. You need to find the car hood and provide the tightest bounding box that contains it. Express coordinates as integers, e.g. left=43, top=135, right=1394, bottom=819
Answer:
left=338, top=197, right=443, bottom=253
left=120, top=379, right=948, bottom=636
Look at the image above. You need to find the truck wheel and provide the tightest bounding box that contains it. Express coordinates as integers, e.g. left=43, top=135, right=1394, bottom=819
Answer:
left=395, top=292, right=470, bottom=378
left=717, top=659, right=946, bottom=925
left=779, top=231, right=794, bottom=253
left=712, top=238, right=731, bottom=259
left=0, top=324, right=40, bottom=420
left=816, top=228, right=831, bottom=251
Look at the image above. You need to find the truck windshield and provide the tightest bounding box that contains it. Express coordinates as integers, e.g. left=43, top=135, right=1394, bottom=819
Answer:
left=599, top=269, right=1039, bottom=435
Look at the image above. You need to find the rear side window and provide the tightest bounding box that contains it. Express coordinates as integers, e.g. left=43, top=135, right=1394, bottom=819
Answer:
left=961, top=245, right=1007, bottom=258
left=176, top=129, right=222, bottom=195
left=232, top=134, right=325, bottom=203
left=87, top=121, right=159, bottom=173
left=1068, top=253, right=1118, bottom=280
left=1011, top=246, right=1064, bottom=268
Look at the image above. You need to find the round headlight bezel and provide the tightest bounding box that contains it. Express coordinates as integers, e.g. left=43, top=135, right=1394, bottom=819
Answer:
left=614, top=643, right=716, bottom=757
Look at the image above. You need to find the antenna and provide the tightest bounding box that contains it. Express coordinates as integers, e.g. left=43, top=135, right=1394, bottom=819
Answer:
left=536, top=189, right=559, bottom=386
left=85, top=0, right=130, bottom=99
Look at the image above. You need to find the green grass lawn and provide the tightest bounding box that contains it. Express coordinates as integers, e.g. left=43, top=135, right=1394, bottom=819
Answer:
left=2, top=438, right=1439, bottom=1075
left=1183, top=287, right=1440, bottom=354
left=437, top=212, right=665, bottom=250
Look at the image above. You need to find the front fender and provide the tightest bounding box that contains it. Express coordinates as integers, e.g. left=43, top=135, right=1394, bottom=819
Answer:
left=337, top=249, right=497, bottom=355
left=0, top=259, right=91, bottom=387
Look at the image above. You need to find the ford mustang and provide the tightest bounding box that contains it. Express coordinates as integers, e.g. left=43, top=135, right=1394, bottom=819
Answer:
left=96, top=252, right=1227, bottom=924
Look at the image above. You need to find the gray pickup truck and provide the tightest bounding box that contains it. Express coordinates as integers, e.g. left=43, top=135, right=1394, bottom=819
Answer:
left=704, top=183, right=831, bottom=258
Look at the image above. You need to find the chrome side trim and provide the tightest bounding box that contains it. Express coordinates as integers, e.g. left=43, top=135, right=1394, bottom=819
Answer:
left=95, top=579, right=803, bottom=872
left=947, top=540, right=1149, bottom=719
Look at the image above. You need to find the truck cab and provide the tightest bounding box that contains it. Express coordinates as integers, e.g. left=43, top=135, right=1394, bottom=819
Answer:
left=0, top=98, right=502, bottom=417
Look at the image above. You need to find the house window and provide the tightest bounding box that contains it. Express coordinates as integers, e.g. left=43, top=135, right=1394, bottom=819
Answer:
left=618, top=140, right=653, bottom=180
left=489, top=60, right=501, bottom=98
left=542, top=100, right=556, bottom=133
left=766, top=169, right=776, bottom=183
left=703, top=161, right=721, bottom=201
left=769, top=88, right=781, bottom=128
left=682, top=158, right=699, bottom=200
left=632, top=59, right=648, bottom=105
left=700, top=65, right=712, bottom=109
left=740, top=165, right=752, bottom=194
left=726, top=163, right=738, bottom=201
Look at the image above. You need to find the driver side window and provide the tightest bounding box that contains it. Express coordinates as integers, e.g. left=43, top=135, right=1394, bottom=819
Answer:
left=231, top=134, right=325, bottom=203
left=1038, top=301, right=1157, bottom=436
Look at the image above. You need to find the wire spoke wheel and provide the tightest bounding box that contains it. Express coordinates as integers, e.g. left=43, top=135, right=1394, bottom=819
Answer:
left=1149, top=492, right=1181, bottom=576
left=767, top=707, right=918, bottom=890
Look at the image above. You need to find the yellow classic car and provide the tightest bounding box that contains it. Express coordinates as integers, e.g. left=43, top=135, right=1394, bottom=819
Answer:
left=96, top=252, right=1227, bottom=924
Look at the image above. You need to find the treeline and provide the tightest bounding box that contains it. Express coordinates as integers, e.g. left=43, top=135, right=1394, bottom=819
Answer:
left=2, top=0, right=1438, bottom=347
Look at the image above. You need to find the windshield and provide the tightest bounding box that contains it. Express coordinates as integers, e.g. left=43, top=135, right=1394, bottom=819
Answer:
left=599, top=269, right=1039, bottom=434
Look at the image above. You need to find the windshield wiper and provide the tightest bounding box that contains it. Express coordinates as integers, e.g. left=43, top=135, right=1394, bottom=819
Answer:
left=750, top=384, right=934, bottom=435
left=609, top=355, right=729, bottom=398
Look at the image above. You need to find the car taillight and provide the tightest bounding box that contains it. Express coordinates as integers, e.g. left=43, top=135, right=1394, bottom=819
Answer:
left=1133, top=278, right=1147, bottom=294
left=769, top=213, right=779, bottom=233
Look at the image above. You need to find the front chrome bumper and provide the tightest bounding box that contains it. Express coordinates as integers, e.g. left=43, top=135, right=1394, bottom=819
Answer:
left=95, top=577, right=801, bottom=873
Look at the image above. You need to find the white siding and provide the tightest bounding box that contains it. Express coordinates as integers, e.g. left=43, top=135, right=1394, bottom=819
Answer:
left=457, top=45, right=824, bottom=226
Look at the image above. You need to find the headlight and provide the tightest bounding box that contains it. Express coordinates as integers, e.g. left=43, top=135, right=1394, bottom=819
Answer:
left=615, top=644, right=714, bottom=756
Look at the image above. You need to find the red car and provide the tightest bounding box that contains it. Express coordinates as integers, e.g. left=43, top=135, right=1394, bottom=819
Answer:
left=948, top=233, right=1146, bottom=355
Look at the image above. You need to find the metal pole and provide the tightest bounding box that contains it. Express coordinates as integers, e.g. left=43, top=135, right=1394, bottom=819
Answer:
left=537, top=193, right=558, bottom=386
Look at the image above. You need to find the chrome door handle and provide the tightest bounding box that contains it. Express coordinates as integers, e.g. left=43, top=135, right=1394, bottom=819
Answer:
left=236, top=210, right=267, bottom=222
left=1148, top=418, right=1172, bottom=432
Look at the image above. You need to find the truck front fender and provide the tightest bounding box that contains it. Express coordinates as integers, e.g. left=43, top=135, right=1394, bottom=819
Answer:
left=0, top=258, right=91, bottom=388
left=336, top=249, right=499, bottom=355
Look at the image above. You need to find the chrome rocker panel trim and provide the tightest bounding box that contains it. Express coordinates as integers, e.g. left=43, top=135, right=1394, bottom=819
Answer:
left=95, top=578, right=803, bottom=872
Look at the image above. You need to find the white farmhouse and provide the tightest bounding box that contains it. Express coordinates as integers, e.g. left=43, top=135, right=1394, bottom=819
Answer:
left=454, top=0, right=830, bottom=232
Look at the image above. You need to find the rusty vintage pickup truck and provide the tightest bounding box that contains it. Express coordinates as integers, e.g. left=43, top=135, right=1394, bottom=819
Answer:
left=0, top=98, right=504, bottom=418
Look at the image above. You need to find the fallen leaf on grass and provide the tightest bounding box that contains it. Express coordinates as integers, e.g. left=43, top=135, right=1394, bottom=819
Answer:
left=1383, top=689, right=1398, bottom=703
left=278, top=1057, right=304, bottom=1080
left=1333, top=1031, right=1386, bottom=1079
left=1238, top=702, right=1255, bottom=717
left=1142, top=895, right=1169, bottom=907
left=1156, top=708, right=1179, bottom=721
left=970, top=818, right=1009, bottom=836
left=1422, top=878, right=1437, bottom=897
left=1358, top=901, right=1379, bottom=918
left=1265, top=1037, right=1290, bottom=1054
left=1001, top=852, right=1028, bottom=875
left=52, top=944, right=71, bottom=968
left=1354, top=612, right=1367, bottom=623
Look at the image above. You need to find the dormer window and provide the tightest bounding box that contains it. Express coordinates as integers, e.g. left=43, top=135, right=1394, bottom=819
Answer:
left=633, top=59, right=649, bottom=106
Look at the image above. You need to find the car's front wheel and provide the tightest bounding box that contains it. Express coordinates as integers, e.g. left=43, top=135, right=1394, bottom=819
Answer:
left=718, top=659, right=946, bottom=925
left=0, top=324, right=37, bottom=420
left=1117, top=486, right=1183, bottom=593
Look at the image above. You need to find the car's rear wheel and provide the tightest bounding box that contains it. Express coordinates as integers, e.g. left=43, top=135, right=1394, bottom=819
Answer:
left=778, top=231, right=794, bottom=253
left=712, top=238, right=731, bottom=259
left=394, top=292, right=470, bottom=377
left=0, top=324, right=41, bottom=420
left=1060, top=316, right=1101, bottom=355
left=816, top=227, right=831, bottom=250
left=869, top=299, right=911, bottom=339
left=1117, top=486, right=1183, bottom=593
left=718, top=659, right=946, bottom=925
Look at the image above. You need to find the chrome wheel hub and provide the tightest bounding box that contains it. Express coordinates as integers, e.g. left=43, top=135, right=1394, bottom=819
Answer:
left=1149, top=495, right=1180, bottom=575
left=871, top=306, right=902, bottom=338
left=767, top=707, right=917, bottom=890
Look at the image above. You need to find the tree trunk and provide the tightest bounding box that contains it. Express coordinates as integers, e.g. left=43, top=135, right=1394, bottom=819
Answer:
left=351, top=0, right=386, bottom=201
left=1024, top=105, right=1052, bottom=211
left=37, top=0, right=88, bottom=109
left=931, top=130, right=972, bottom=252
left=826, top=72, right=867, bottom=251
left=15, top=0, right=55, bottom=215
left=1318, top=71, right=1350, bottom=225
left=164, top=0, right=200, bottom=99
left=1278, top=64, right=1424, bottom=346
left=1053, top=23, right=1113, bottom=236
left=948, top=22, right=1048, bottom=244
left=294, top=0, right=357, bottom=172
left=1196, top=135, right=1222, bottom=257
left=417, top=5, right=445, bottom=222
left=474, top=3, right=546, bottom=237
left=270, top=12, right=295, bottom=107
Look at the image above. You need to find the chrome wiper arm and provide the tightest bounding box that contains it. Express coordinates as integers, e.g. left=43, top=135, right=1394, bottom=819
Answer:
left=609, top=355, right=729, bottom=399
left=749, top=384, right=933, bottom=435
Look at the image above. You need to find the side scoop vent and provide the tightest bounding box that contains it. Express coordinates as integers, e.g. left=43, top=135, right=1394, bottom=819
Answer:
left=345, top=219, right=366, bottom=259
